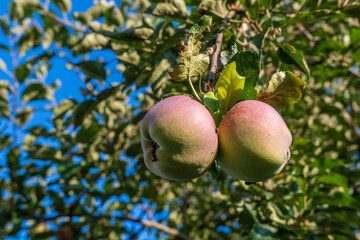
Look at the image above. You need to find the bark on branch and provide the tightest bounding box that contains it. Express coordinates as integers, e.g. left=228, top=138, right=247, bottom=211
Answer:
left=208, top=10, right=237, bottom=91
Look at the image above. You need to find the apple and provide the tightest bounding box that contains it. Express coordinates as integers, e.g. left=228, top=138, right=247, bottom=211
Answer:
left=218, top=100, right=292, bottom=182
left=140, top=95, right=218, bottom=181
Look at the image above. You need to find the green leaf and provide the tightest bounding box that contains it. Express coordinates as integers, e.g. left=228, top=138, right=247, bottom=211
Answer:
left=220, top=37, right=238, bottom=66
left=250, top=19, right=271, bottom=50
left=315, top=192, right=360, bottom=211
left=215, top=62, right=245, bottom=114
left=0, top=18, right=11, bottom=36
left=260, top=0, right=271, bottom=9
left=27, top=126, right=51, bottom=137
left=245, top=203, right=259, bottom=223
left=350, top=27, right=360, bottom=45
left=318, top=173, right=349, bottom=193
left=15, top=64, right=30, bottom=83
left=72, top=1, right=122, bottom=25
left=0, top=44, right=9, bottom=52
left=53, top=99, right=77, bottom=120
left=203, top=92, right=219, bottom=114
left=97, top=27, right=155, bottom=42
left=351, top=48, right=360, bottom=62
left=0, top=80, right=12, bottom=93
left=168, top=34, right=211, bottom=82
left=267, top=202, right=286, bottom=224
left=72, top=99, right=95, bottom=128
left=241, top=0, right=260, bottom=20
left=248, top=223, right=278, bottom=240
left=18, top=26, right=41, bottom=55
left=71, top=87, right=118, bottom=128
left=188, top=15, right=212, bottom=34
left=94, top=86, right=119, bottom=102
left=76, top=122, right=102, bottom=143
left=77, top=61, right=106, bottom=82
left=9, top=0, right=42, bottom=21
left=311, top=156, right=344, bottom=171
left=41, top=14, right=68, bottom=49
left=16, top=107, right=34, bottom=127
left=0, top=136, right=11, bottom=150
left=228, top=51, right=261, bottom=100
left=278, top=43, right=310, bottom=77
left=116, top=49, right=140, bottom=65
left=198, top=0, right=226, bottom=19
left=64, top=165, right=83, bottom=179
left=258, top=71, right=305, bottom=110
left=73, top=33, right=108, bottom=51
left=25, top=144, right=62, bottom=161
left=22, top=83, right=53, bottom=104
left=16, top=53, right=55, bottom=82
left=204, top=91, right=222, bottom=126
left=7, top=147, right=20, bottom=171
left=0, top=81, right=11, bottom=118
left=145, top=0, right=187, bottom=19
left=51, top=0, right=71, bottom=13
left=149, top=58, right=172, bottom=97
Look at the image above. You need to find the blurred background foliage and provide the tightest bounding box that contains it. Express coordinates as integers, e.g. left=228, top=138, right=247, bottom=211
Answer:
left=0, top=0, right=359, bottom=239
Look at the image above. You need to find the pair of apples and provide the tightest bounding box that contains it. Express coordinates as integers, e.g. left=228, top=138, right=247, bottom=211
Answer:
left=140, top=96, right=292, bottom=182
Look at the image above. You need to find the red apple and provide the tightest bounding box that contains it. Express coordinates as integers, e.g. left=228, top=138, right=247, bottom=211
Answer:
left=218, top=100, right=292, bottom=182
left=141, top=96, right=218, bottom=181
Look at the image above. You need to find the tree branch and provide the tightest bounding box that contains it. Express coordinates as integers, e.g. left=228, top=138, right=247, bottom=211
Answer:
left=39, top=9, right=87, bottom=33
left=208, top=10, right=237, bottom=91
left=9, top=29, right=19, bottom=147
left=34, top=213, right=191, bottom=240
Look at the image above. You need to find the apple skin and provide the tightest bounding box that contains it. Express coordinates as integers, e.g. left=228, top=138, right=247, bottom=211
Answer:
left=140, top=96, right=218, bottom=181
left=218, top=100, right=292, bottom=182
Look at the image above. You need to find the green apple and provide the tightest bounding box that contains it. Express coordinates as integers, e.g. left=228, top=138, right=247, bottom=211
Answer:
left=140, top=96, right=218, bottom=181
left=218, top=100, right=292, bottom=182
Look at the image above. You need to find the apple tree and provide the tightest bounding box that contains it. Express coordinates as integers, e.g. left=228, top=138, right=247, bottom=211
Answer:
left=0, top=0, right=359, bottom=239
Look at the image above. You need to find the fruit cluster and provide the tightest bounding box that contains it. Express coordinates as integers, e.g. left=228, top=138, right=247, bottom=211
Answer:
left=140, top=95, right=292, bottom=182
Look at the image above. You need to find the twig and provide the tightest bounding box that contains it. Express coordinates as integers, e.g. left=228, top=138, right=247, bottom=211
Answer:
left=342, top=0, right=350, bottom=7
left=9, top=32, right=19, bottom=147
left=297, top=23, right=315, bottom=46
left=245, top=14, right=262, bottom=34
left=39, top=9, right=87, bottom=33
left=33, top=213, right=191, bottom=240
left=208, top=10, right=237, bottom=91
left=261, top=4, right=350, bottom=15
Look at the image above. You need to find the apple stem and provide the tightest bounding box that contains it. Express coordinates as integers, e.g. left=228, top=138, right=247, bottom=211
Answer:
left=187, top=71, right=203, bottom=103
left=286, top=149, right=291, bottom=161
left=198, top=73, right=206, bottom=95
